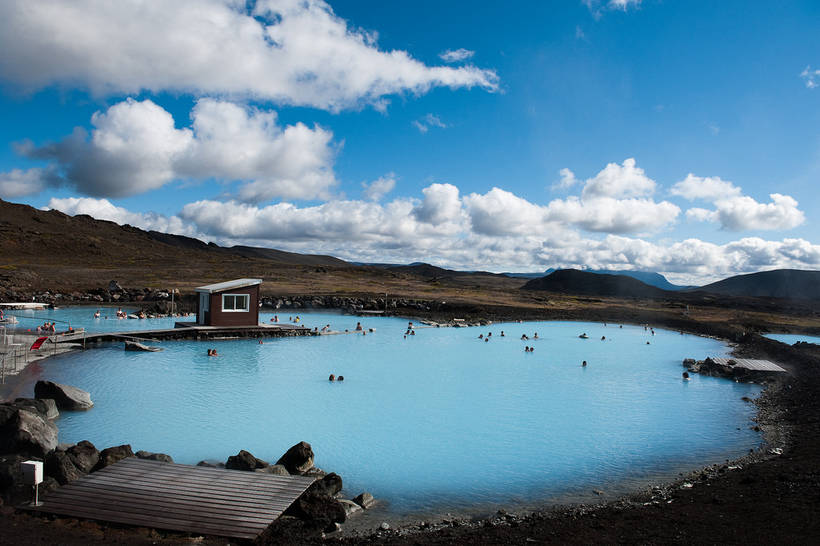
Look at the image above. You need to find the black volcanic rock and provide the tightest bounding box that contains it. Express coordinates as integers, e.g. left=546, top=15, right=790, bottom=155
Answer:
left=521, top=269, right=668, bottom=299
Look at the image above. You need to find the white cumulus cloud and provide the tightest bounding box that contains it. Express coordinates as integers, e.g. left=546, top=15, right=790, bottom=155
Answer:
left=21, top=98, right=337, bottom=202
left=0, top=0, right=498, bottom=111
left=672, top=174, right=805, bottom=231
left=45, top=197, right=193, bottom=235
left=0, top=166, right=60, bottom=198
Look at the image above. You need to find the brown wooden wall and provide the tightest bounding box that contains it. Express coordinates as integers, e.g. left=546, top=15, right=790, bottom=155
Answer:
left=206, top=285, right=260, bottom=326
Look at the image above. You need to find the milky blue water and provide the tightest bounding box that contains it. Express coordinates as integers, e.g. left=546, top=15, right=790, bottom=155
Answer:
left=765, top=333, right=820, bottom=345
left=21, top=311, right=761, bottom=514
left=5, top=305, right=186, bottom=334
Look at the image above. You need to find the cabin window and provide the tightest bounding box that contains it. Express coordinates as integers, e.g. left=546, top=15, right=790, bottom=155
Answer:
left=222, top=293, right=250, bottom=312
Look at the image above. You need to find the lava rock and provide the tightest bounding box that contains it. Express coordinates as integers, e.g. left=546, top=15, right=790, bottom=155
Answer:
left=339, top=499, right=362, bottom=518
left=353, top=492, right=376, bottom=509
left=12, top=398, right=59, bottom=420
left=306, top=472, right=343, bottom=498
left=93, top=444, right=134, bottom=471
left=258, top=464, right=289, bottom=476
left=67, top=441, right=99, bottom=473
left=34, top=381, right=93, bottom=410
left=46, top=451, right=84, bottom=485
left=0, top=405, right=58, bottom=457
left=225, top=449, right=269, bottom=471
left=135, top=450, right=174, bottom=463
left=287, top=491, right=346, bottom=526
left=275, top=441, right=314, bottom=474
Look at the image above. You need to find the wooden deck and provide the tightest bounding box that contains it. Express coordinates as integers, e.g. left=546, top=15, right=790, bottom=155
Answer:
left=25, top=457, right=315, bottom=539
left=710, top=357, right=787, bottom=373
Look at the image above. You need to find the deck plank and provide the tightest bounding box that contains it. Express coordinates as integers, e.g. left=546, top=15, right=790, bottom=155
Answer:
left=23, top=458, right=315, bottom=539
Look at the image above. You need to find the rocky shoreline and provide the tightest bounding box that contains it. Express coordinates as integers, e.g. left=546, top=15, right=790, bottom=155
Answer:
left=0, top=299, right=817, bottom=544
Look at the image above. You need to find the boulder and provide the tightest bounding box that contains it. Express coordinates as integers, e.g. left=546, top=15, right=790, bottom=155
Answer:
left=306, top=473, right=342, bottom=498
left=67, top=441, right=99, bottom=473
left=286, top=492, right=346, bottom=526
left=196, top=460, right=225, bottom=468
left=225, top=450, right=269, bottom=471
left=258, top=464, right=289, bottom=476
left=12, top=398, right=59, bottom=420
left=275, top=441, right=314, bottom=475
left=338, top=499, right=362, bottom=518
left=0, top=405, right=58, bottom=457
left=94, top=444, right=134, bottom=471
left=34, top=381, right=93, bottom=410
left=352, top=492, right=376, bottom=509
left=46, top=451, right=84, bottom=485
left=135, top=450, right=173, bottom=463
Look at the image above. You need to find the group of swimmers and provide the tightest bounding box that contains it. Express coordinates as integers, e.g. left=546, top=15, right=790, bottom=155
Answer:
left=207, top=348, right=219, bottom=356
left=36, top=322, right=56, bottom=333
left=328, top=374, right=345, bottom=382
left=524, top=346, right=535, bottom=352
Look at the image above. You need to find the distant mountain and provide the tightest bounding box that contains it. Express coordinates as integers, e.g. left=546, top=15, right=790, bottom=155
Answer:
left=695, top=269, right=820, bottom=300
left=505, top=268, right=689, bottom=291
left=521, top=269, right=669, bottom=299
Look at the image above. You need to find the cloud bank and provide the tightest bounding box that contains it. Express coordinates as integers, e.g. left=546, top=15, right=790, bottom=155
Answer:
left=0, top=0, right=497, bottom=111
left=17, top=98, right=337, bottom=202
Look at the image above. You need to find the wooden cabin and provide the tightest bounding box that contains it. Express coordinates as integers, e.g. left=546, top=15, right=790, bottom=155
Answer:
left=195, top=279, right=262, bottom=327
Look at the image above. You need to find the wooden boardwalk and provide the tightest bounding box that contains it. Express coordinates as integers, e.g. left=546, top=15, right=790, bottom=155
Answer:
left=709, top=357, right=787, bottom=373
left=26, top=457, right=315, bottom=539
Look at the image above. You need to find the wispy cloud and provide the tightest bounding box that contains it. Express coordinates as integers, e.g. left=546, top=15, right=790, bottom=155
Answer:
left=800, top=65, right=819, bottom=89
left=439, top=48, right=475, bottom=63
left=412, top=113, right=448, bottom=134
left=583, top=0, right=642, bottom=17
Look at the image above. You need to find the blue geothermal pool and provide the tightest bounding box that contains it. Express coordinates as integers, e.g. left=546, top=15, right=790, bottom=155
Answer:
left=764, top=333, right=820, bottom=345
left=23, top=311, right=761, bottom=514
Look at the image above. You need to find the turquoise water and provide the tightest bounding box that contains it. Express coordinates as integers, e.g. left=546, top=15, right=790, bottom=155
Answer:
left=5, top=305, right=187, bottom=334
left=765, top=333, right=820, bottom=345
left=22, top=311, right=761, bottom=513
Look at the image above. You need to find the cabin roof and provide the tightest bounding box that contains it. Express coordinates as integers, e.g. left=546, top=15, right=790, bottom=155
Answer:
left=195, top=278, right=263, bottom=294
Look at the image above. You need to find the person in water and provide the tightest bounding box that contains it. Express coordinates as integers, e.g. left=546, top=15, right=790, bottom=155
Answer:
left=338, top=376, right=344, bottom=381
left=533, top=333, right=538, bottom=339
left=355, top=322, right=363, bottom=331
left=93, top=310, right=100, bottom=318
left=329, top=374, right=335, bottom=381
left=582, top=360, right=587, bottom=367
left=500, top=331, right=505, bottom=337
left=682, top=371, right=690, bottom=380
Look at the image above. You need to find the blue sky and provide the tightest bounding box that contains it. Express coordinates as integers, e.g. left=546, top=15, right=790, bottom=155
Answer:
left=0, top=0, right=818, bottom=283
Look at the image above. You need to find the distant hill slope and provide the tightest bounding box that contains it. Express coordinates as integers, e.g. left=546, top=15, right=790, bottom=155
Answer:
left=0, top=198, right=348, bottom=273
left=506, top=268, right=689, bottom=291
left=521, top=269, right=670, bottom=298
left=695, top=269, right=820, bottom=300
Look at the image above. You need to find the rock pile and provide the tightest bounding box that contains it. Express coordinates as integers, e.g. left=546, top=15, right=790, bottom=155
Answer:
left=224, top=441, right=377, bottom=537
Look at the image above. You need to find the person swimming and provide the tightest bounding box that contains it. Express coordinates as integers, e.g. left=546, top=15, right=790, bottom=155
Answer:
left=582, top=360, right=587, bottom=367
left=93, top=310, right=100, bottom=318
left=355, top=322, right=363, bottom=331
left=682, top=371, right=690, bottom=380
left=329, top=374, right=335, bottom=381
left=338, top=376, right=344, bottom=381
left=478, top=334, right=484, bottom=339
left=500, top=331, right=505, bottom=337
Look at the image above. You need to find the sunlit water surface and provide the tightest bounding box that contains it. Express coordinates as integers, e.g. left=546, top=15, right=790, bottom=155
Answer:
left=21, top=310, right=761, bottom=514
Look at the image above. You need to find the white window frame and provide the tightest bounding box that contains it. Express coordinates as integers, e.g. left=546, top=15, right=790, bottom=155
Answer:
left=221, top=293, right=250, bottom=312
